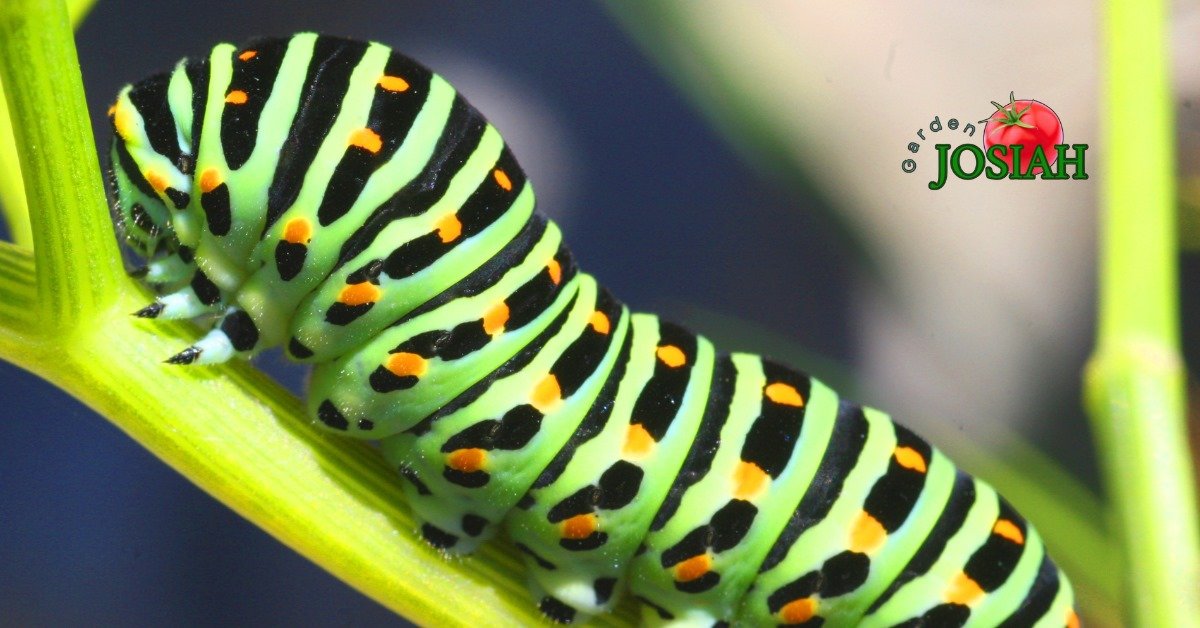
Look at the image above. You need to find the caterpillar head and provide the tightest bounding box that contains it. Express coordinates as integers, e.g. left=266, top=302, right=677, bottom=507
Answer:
left=106, top=75, right=187, bottom=260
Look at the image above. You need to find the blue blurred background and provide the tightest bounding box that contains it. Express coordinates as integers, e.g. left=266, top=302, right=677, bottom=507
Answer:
left=1, top=1, right=851, bottom=624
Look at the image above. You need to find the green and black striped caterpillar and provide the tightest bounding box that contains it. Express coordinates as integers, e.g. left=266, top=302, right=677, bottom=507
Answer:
left=107, top=33, right=1078, bottom=626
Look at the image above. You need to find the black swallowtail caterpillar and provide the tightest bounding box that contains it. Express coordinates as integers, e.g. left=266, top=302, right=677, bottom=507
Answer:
left=106, top=33, right=1078, bottom=627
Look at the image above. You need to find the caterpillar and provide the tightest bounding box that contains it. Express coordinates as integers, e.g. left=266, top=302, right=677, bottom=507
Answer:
left=106, top=33, right=1077, bottom=627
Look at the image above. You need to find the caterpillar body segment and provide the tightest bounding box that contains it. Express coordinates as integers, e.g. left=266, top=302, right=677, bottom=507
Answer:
left=107, top=33, right=1077, bottom=627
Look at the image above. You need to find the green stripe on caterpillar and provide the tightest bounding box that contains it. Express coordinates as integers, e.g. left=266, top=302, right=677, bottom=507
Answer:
left=106, top=33, right=1078, bottom=627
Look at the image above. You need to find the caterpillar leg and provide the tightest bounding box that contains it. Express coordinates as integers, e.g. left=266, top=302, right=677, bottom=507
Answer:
left=526, top=578, right=604, bottom=625
left=134, top=287, right=221, bottom=320
left=164, top=306, right=262, bottom=365
left=133, top=249, right=195, bottom=286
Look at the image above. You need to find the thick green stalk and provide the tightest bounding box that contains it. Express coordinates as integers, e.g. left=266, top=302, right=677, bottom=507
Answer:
left=1086, top=0, right=1200, bottom=625
left=0, top=0, right=120, bottom=332
left=0, top=0, right=97, bottom=247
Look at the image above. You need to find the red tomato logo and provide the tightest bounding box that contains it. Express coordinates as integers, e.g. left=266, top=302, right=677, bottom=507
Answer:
left=981, top=92, right=1063, bottom=174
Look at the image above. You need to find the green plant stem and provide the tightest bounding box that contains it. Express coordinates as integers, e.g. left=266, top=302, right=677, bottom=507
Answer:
left=0, top=0, right=120, bottom=332
left=1086, top=0, right=1200, bottom=625
left=0, top=0, right=96, bottom=246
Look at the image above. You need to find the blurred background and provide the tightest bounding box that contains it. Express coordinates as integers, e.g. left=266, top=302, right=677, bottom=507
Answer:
left=1, top=0, right=1197, bottom=625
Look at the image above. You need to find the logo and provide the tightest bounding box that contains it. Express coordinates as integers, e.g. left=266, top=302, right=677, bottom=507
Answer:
left=902, top=93, right=1088, bottom=190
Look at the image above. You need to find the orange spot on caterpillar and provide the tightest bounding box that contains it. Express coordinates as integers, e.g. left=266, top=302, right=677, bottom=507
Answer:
left=338, top=282, right=381, bottom=306
left=385, top=352, right=427, bottom=378
left=493, top=168, right=513, bottom=191
left=732, top=461, right=769, bottom=500
left=531, top=374, right=561, bottom=412
left=656, top=345, right=686, bottom=368
left=144, top=169, right=169, bottom=193
left=482, top=302, right=510, bottom=335
left=561, top=513, right=598, bottom=540
left=447, top=448, right=486, bottom=473
left=199, top=168, right=222, bottom=194
left=238, top=50, right=258, bottom=61
left=623, top=423, right=655, bottom=457
left=225, top=90, right=248, bottom=105
left=589, top=311, right=611, bottom=335
left=378, top=75, right=410, bottom=92
left=849, top=511, right=887, bottom=554
left=546, top=259, right=562, bottom=285
left=106, top=102, right=117, bottom=117
left=1066, top=609, right=1080, bottom=628
left=992, top=519, right=1025, bottom=545
left=764, top=382, right=804, bottom=406
left=282, top=218, right=312, bottom=244
left=624, top=422, right=652, bottom=456
left=673, top=554, right=711, bottom=583
left=348, top=127, right=383, bottom=154
left=945, top=571, right=985, bottom=606
left=112, top=102, right=134, bottom=139
left=779, top=598, right=817, bottom=624
left=436, top=213, right=462, bottom=243
left=893, top=446, right=927, bottom=473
